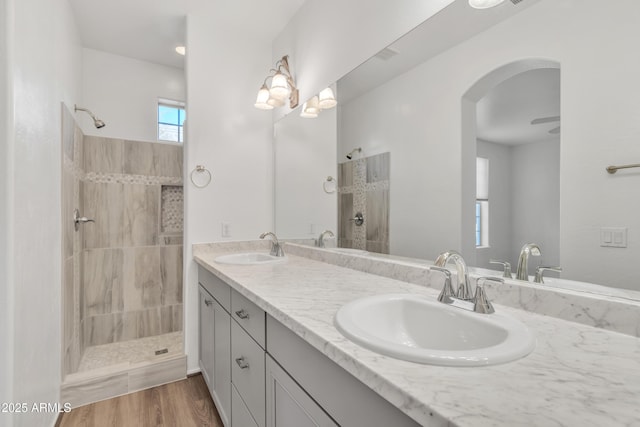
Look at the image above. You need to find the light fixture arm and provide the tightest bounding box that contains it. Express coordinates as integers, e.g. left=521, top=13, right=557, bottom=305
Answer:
left=272, top=55, right=298, bottom=108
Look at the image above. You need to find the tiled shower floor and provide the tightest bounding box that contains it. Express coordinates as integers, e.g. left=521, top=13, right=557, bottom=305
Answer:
left=78, top=332, right=183, bottom=372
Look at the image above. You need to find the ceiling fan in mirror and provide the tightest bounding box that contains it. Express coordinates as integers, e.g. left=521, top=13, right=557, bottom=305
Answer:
left=531, top=115, right=560, bottom=135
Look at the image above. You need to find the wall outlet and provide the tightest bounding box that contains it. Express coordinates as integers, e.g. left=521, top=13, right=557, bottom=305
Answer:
left=221, top=222, right=231, bottom=238
left=600, top=227, right=627, bottom=248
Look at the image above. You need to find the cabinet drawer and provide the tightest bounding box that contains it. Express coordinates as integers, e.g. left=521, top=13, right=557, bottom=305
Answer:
left=198, top=265, right=231, bottom=312
left=232, top=320, right=265, bottom=427
left=232, top=384, right=259, bottom=427
left=231, top=289, right=265, bottom=348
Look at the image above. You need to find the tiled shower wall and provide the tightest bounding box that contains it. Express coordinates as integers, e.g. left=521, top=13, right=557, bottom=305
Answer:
left=61, top=104, right=184, bottom=376
left=62, top=105, right=84, bottom=375
left=81, top=135, right=183, bottom=348
left=337, top=152, right=390, bottom=254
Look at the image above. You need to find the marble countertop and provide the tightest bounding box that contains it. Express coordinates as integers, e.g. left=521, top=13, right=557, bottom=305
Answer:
left=194, top=243, right=640, bottom=427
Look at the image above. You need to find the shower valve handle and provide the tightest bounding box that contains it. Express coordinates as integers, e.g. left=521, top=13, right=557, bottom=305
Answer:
left=73, top=209, right=95, bottom=231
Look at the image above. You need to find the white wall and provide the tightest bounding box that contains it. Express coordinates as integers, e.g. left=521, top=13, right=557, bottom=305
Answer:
left=476, top=140, right=512, bottom=269
left=272, top=0, right=455, bottom=121
left=184, top=9, right=275, bottom=372
left=475, top=139, right=560, bottom=272
left=338, top=0, right=640, bottom=289
left=1, top=0, right=82, bottom=426
left=510, top=139, right=560, bottom=271
left=0, top=0, right=14, bottom=423
left=274, top=108, right=337, bottom=239
left=81, top=48, right=185, bottom=142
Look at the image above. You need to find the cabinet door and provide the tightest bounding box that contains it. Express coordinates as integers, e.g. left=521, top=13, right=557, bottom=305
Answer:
left=212, top=299, right=231, bottom=427
left=232, top=385, right=259, bottom=427
left=199, top=287, right=215, bottom=391
left=266, top=355, right=337, bottom=427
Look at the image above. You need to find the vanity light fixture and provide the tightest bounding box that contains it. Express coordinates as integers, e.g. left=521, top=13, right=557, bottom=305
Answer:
left=300, top=96, right=320, bottom=118
left=299, top=87, right=338, bottom=118
left=318, top=87, right=337, bottom=109
left=175, top=46, right=186, bottom=56
left=254, top=55, right=299, bottom=110
left=468, top=0, right=506, bottom=9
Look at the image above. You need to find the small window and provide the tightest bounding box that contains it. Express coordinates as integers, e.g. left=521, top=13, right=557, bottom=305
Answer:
left=158, top=100, right=185, bottom=143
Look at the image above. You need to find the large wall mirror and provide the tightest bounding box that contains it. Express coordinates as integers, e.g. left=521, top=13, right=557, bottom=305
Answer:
left=274, top=0, right=640, bottom=296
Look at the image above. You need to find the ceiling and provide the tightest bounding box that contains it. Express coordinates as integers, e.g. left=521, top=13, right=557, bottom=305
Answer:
left=67, top=0, right=307, bottom=69
left=476, top=68, right=560, bottom=145
left=337, top=0, right=559, bottom=146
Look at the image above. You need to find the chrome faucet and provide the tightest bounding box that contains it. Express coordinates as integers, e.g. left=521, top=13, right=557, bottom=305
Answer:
left=259, top=232, right=285, bottom=257
left=534, top=266, right=563, bottom=284
left=515, top=243, right=541, bottom=281
left=430, top=265, right=503, bottom=314
left=315, top=230, right=335, bottom=248
left=434, top=250, right=473, bottom=300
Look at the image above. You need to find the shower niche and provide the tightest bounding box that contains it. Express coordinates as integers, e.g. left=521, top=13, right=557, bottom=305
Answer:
left=60, top=103, right=186, bottom=407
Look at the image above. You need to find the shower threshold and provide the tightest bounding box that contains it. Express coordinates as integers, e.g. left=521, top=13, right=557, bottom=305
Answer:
left=62, top=332, right=186, bottom=409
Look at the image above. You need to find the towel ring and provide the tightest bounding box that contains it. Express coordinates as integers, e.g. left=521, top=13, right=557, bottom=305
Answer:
left=323, top=176, right=336, bottom=194
left=190, top=165, right=212, bottom=188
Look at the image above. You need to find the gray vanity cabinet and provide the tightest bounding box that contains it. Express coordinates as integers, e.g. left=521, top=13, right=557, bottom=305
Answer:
left=266, top=355, right=338, bottom=427
left=198, top=265, right=419, bottom=427
left=198, top=267, right=232, bottom=427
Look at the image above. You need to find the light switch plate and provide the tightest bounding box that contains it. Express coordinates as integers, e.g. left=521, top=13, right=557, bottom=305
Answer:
left=221, top=222, right=231, bottom=238
left=600, top=227, right=627, bottom=248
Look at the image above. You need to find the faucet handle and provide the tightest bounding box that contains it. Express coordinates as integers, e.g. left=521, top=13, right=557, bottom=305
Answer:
left=431, top=267, right=455, bottom=303
left=489, top=260, right=513, bottom=278
left=473, top=277, right=503, bottom=314
left=534, top=266, right=562, bottom=284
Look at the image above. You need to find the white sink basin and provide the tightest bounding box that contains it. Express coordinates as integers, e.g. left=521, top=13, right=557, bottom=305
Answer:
left=214, top=252, right=287, bottom=265
left=334, top=293, right=535, bottom=367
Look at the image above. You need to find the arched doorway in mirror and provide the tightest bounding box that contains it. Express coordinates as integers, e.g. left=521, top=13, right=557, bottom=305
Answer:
left=461, top=59, right=561, bottom=279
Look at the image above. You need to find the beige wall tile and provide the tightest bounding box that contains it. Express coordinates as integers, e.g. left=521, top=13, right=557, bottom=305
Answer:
left=366, top=152, right=390, bottom=183
left=122, top=247, right=142, bottom=312
left=338, top=161, right=353, bottom=187
left=85, top=313, right=124, bottom=346
left=123, top=184, right=160, bottom=247
left=124, top=140, right=182, bottom=178
left=63, top=257, right=74, bottom=350
left=160, top=245, right=183, bottom=306
left=365, top=188, right=389, bottom=243
left=136, top=247, right=162, bottom=308
left=83, top=182, right=124, bottom=249
left=63, top=168, right=74, bottom=259
left=83, top=248, right=124, bottom=316
left=74, top=124, right=84, bottom=166
left=83, top=136, right=124, bottom=174
left=160, top=304, right=183, bottom=334
left=338, top=193, right=354, bottom=240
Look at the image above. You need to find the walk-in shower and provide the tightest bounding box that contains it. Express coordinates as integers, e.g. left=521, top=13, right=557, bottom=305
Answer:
left=60, top=103, right=185, bottom=408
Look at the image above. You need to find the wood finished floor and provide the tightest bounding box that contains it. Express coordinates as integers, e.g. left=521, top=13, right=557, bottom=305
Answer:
left=57, top=374, right=223, bottom=427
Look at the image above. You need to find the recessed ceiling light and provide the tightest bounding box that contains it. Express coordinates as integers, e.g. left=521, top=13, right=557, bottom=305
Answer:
left=468, top=0, right=506, bottom=9
left=175, top=46, right=186, bottom=56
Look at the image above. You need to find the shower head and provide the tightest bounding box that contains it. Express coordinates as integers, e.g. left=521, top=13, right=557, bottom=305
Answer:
left=346, top=147, right=362, bottom=160
left=74, top=105, right=106, bottom=129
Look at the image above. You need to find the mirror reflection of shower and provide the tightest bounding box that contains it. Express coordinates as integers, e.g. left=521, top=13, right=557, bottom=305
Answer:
left=74, top=104, right=106, bottom=128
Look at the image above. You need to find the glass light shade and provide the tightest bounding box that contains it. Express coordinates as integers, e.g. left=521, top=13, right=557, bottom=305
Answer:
left=270, top=72, right=290, bottom=100
left=267, top=96, right=285, bottom=107
left=254, top=85, right=274, bottom=110
left=304, top=96, right=320, bottom=115
left=468, top=0, right=505, bottom=9
left=300, top=102, right=318, bottom=118
left=318, top=88, right=337, bottom=109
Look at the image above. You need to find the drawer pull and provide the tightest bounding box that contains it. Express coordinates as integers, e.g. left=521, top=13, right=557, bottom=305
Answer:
left=235, top=357, right=250, bottom=369
left=235, top=309, right=250, bottom=319
left=204, top=299, right=213, bottom=307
